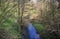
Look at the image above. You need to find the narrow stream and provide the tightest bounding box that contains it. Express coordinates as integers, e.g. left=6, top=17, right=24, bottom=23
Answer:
left=28, top=22, right=41, bottom=39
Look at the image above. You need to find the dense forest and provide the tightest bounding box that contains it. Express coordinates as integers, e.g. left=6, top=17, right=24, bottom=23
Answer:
left=0, top=0, right=60, bottom=39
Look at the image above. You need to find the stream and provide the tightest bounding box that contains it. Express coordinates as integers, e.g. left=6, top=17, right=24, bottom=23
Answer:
left=27, top=22, right=41, bottom=39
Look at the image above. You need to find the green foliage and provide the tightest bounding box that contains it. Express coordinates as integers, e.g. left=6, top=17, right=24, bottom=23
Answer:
left=32, top=22, right=54, bottom=39
left=32, top=22, right=44, bottom=32
left=0, top=0, right=60, bottom=39
left=0, top=0, right=17, bottom=26
left=0, top=0, right=19, bottom=39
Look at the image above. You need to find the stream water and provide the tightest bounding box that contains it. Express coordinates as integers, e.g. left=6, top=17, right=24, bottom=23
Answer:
left=28, top=23, right=41, bottom=39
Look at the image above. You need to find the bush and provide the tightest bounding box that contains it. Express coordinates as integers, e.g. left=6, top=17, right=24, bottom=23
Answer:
left=32, top=22, right=55, bottom=39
